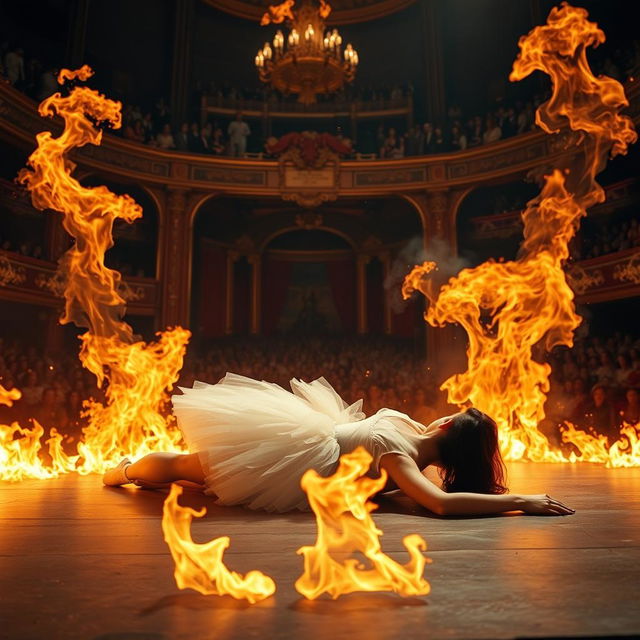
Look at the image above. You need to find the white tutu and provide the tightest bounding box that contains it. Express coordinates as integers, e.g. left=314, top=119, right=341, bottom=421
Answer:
left=172, top=373, right=365, bottom=512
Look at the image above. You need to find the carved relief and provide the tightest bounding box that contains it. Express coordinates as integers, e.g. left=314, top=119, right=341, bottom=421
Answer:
left=354, top=168, right=426, bottom=186
left=295, top=212, right=323, bottom=229
left=613, top=251, right=640, bottom=284
left=0, top=255, right=27, bottom=287
left=566, top=264, right=605, bottom=294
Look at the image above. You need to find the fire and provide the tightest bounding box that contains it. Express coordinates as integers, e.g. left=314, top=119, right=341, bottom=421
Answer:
left=295, top=447, right=430, bottom=600
left=0, top=385, right=20, bottom=407
left=0, top=66, right=190, bottom=481
left=260, top=0, right=295, bottom=26
left=0, top=383, right=76, bottom=480
left=401, top=261, right=437, bottom=302
left=403, top=4, right=638, bottom=466
left=162, top=484, right=276, bottom=603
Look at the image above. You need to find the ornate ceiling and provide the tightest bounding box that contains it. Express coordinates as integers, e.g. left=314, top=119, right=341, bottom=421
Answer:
left=201, top=0, right=417, bottom=24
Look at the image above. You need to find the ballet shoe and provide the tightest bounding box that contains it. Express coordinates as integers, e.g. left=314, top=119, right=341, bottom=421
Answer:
left=102, top=458, right=133, bottom=486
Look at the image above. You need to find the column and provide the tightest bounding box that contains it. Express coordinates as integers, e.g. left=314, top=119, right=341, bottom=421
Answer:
left=380, top=251, right=392, bottom=335
left=356, top=254, right=369, bottom=334
left=421, top=0, right=446, bottom=124
left=248, top=253, right=261, bottom=335
left=225, top=251, right=237, bottom=335
left=170, top=0, right=195, bottom=128
left=423, top=189, right=464, bottom=372
left=65, top=0, right=91, bottom=69
left=159, top=188, right=191, bottom=328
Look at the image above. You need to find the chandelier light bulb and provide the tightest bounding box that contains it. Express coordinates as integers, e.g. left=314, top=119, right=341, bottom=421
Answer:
left=254, top=0, right=359, bottom=104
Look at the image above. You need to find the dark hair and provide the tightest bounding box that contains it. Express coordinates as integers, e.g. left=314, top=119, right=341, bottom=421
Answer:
left=437, top=408, right=507, bottom=494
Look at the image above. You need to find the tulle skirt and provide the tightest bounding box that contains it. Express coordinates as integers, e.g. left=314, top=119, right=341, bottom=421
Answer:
left=171, top=373, right=365, bottom=512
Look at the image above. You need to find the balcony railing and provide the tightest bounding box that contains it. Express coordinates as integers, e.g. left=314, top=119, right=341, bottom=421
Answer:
left=0, top=250, right=159, bottom=315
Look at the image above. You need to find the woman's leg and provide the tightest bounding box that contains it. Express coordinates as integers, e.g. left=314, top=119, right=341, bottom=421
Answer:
left=103, top=452, right=205, bottom=486
left=127, top=452, right=205, bottom=484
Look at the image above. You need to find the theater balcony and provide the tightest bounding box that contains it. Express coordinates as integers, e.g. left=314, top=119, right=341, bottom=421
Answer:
left=1, top=77, right=639, bottom=333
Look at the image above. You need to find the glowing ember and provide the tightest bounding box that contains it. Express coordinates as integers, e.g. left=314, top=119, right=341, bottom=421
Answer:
left=1, top=66, right=190, bottom=480
left=403, top=4, right=638, bottom=466
left=162, top=484, right=276, bottom=603
left=295, top=447, right=430, bottom=600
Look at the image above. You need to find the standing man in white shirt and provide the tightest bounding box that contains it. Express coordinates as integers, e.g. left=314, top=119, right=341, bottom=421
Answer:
left=228, top=112, right=251, bottom=157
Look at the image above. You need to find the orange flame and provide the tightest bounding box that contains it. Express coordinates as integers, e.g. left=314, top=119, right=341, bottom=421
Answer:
left=318, top=0, right=332, bottom=20
left=162, top=484, right=276, bottom=603
left=0, top=384, right=21, bottom=407
left=403, top=3, right=638, bottom=466
left=295, top=447, right=430, bottom=600
left=260, top=0, right=295, bottom=26
left=1, top=66, right=190, bottom=480
left=401, top=261, right=437, bottom=302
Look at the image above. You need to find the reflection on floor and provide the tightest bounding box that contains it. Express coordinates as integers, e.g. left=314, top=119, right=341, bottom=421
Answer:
left=1, top=462, right=639, bottom=640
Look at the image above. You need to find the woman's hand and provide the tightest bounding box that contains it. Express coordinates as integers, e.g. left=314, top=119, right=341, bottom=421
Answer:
left=520, top=494, right=575, bottom=515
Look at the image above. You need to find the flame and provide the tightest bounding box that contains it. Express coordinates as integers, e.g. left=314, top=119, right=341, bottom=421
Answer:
left=401, top=261, right=437, bottom=302
left=162, top=484, right=276, bottom=603
left=0, top=385, right=21, bottom=407
left=0, top=66, right=190, bottom=481
left=260, top=0, right=295, bottom=26
left=403, top=3, right=638, bottom=466
left=318, top=0, right=332, bottom=20
left=295, top=447, right=430, bottom=600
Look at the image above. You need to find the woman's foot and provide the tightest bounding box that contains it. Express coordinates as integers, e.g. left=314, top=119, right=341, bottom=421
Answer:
left=102, top=458, right=133, bottom=486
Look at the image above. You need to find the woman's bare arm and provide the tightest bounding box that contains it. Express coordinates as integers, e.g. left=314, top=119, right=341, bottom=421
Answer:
left=379, top=453, right=574, bottom=516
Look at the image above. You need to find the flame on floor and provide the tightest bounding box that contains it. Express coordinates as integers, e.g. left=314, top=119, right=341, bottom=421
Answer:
left=295, top=447, right=430, bottom=599
left=162, top=484, right=276, bottom=603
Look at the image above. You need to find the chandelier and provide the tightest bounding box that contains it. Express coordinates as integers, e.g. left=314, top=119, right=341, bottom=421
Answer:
left=254, top=0, right=359, bottom=106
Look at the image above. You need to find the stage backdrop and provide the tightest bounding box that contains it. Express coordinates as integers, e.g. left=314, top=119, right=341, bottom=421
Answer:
left=263, top=254, right=356, bottom=335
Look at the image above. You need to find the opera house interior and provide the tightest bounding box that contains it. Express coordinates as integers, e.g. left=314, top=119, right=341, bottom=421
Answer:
left=1, top=1, right=639, bottom=639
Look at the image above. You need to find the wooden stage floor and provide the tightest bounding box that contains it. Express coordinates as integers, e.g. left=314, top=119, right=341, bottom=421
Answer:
left=1, top=462, right=639, bottom=640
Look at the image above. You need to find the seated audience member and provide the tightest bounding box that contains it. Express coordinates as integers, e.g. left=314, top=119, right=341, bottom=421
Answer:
left=175, top=122, right=190, bottom=151
left=31, top=387, right=68, bottom=431
left=380, top=128, right=404, bottom=159
left=211, top=124, right=226, bottom=155
left=619, top=388, right=640, bottom=425
left=411, top=388, right=438, bottom=426
left=450, top=124, right=467, bottom=151
left=468, top=116, right=483, bottom=147
left=156, top=123, right=176, bottom=150
left=482, top=115, right=502, bottom=144
left=124, top=119, right=145, bottom=143
left=615, top=354, right=634, bottom=388
left=595, top=353, right=616, bottom=386
left=582, top=384, right=617, bottom=444
left=20, top=370, right=43, bottom=407
left=188, top=122, right=203, bottom=152
left=433, top=126, right=446, bottom=153
left=422, top=122, right=436, bottom=153
left=199, top=123, right=213, bottom=153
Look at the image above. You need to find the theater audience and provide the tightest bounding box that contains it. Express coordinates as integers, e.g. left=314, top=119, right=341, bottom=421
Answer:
left=175, top=122, right=190, bottom=151
left=155, top=123, right=176, bottom=150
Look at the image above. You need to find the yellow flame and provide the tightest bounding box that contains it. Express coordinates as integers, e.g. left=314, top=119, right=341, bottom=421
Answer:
left=0, top=385, right=21, bottom=407
left=403, top=4, right=638, bottom=467
left=295, top=447, right=430, bottom=599
left=1, top=66, right=190, bottom=481
left=261, top=0, right=295, bottom=26
left=162, top=484, right=276, bottom=603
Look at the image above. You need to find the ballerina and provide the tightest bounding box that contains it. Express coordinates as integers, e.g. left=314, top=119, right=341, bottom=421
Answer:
left=103, top=373, right=574, bottom=517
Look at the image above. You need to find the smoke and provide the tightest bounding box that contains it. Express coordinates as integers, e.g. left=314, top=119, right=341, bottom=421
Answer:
left=384, top=236, right=469, bottom=314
